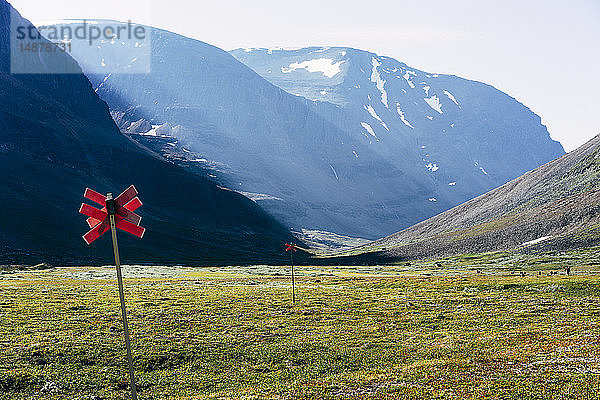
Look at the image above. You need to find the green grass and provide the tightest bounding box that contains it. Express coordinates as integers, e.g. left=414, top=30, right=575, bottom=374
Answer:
left=1, top=261, right=600, bottom=399
left=431, top=247, right=600, bottom=273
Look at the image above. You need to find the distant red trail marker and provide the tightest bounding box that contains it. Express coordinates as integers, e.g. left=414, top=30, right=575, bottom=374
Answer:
left=79, top=185, right=144, bottom=400
left=285, top=243, right=298, bottom=252
left=285, top=243, right=298, bottom=304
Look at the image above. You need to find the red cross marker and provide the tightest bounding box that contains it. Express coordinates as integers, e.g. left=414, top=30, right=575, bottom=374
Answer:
left=78, top=185, right=144, bottom=400
left=79, top=185, right=145, bottom=245
left=285, top=243, right=298, bottom=252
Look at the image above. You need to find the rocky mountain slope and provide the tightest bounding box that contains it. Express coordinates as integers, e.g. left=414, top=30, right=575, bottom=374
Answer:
left=335, top=133, right=600, bottom=262
left=0, top=2, right=293, bottom=265
left=53, top=22, right=564, bottom=239
left=232, top=47, right=564, bottom=207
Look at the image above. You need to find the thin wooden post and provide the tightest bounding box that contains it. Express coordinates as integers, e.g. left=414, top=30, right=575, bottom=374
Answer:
left=107, top=193, right=138, bottom=400
left=291, top=249, right=295, bottom=304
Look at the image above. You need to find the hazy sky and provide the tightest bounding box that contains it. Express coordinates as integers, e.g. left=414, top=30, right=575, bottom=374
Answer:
left=9, top=0, right=599, bottom=151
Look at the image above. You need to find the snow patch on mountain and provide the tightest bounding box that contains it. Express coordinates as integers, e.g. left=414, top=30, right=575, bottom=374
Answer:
left=96, top=72, right=112, bottom=91
left=396, top=104, right=414, bottom=128
left=424, top=95, right=443, bottom=114
left=329, top=164, right=339, bottom=180
left=281, top=58, right=344, bottom=78
left=444, top=90, right=459, bottom=106
left=403, top=71, right=416, bottom=89
left=522, top=236, right=552, bottom=246
left=361, top=122, right=378, bottom=139
left=364, top=105, right=389, bottom=131
left=238, top=191, right=283, bottom=201
left=426, top=163, right=439, bottom=172
left=370, top=58, right=388, bottom=107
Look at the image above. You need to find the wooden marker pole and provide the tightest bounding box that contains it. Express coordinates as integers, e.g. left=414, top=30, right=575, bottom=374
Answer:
left=107, top=193, right=138, bottom=400
left=285, top=243, right=298, bottom=304
left=79, top=186, right=145, bottom=399
left=291, top=249, right=296, bottom=304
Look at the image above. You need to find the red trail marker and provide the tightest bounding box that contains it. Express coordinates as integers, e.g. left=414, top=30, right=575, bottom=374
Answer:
left=80, top=186, right=145, bottom=244
left=79, top=185, right=145, bottom=400
left=285, top=243, right=298, bottom=304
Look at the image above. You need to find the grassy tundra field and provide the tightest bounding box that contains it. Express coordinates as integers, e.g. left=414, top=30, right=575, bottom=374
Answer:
left=1, top=249, right=600, bottom=399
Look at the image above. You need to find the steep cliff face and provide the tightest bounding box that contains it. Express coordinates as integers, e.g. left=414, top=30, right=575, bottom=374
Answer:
left=0, top=2, right=293, bottom=265
left=55, top=22, right=563, bottom=239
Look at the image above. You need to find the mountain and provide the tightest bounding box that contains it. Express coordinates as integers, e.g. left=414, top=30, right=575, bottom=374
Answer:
left=53, top=22, right=563, bottom=239
left=231, top=46, right=565, bottom=205
left=0, top=2, right=293, bottom=265
left=334, top=133, right=600, bottom=263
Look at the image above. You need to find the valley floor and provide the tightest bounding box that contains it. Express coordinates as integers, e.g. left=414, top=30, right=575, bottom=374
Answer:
left=1, top=252, right=600, bottom=399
